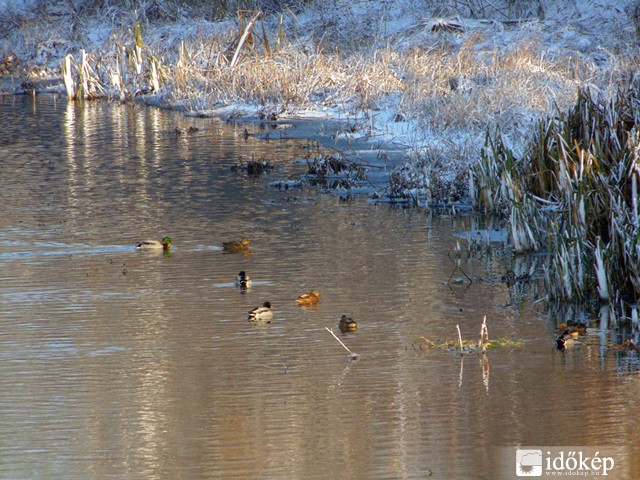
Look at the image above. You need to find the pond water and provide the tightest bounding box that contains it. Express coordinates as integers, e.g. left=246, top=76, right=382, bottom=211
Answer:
left=1, top=95, right=639, bottom=479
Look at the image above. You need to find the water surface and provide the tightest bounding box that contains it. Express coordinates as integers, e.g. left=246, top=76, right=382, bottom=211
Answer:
left=1, top=95, right=639, bottom=479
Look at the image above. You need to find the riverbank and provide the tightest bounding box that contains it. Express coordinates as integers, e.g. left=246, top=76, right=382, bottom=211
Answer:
left=1, top=0, right=638, bottom=206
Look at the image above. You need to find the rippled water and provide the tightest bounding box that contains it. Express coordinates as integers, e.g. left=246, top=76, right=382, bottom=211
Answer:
left=1, top=95, right=640, bottom=479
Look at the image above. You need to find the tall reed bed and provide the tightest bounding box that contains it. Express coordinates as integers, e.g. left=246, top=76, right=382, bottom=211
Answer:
left=472, top=83, right=640, bottom=312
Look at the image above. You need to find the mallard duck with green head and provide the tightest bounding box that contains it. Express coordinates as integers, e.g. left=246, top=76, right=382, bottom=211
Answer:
left=296, top=290, right=321, bottom=306
left=223, top=237, right=252, bottom=253
left=249, top=302, right=273, bottom=320
left=136, top=237, right=172, bottom=251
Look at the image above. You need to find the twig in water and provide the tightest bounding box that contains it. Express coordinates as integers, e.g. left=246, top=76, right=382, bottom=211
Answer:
left=456, top=324, right=464, bottom=355
left=263, top=364, right=289, bottom=373
left=325, top=327, right=360, bottom=361
left=478, top=315, right=489, bottom=352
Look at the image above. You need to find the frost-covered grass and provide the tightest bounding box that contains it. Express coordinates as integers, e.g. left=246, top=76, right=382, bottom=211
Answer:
left=1, top=0, right=639, bottom=205
left=4, top=0, right=640, bottom=321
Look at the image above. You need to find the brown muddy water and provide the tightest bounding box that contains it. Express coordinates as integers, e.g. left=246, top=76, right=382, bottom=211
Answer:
left=1, top=95, right=639, bottom=479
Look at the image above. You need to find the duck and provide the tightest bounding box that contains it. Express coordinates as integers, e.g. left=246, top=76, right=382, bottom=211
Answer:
left=557, top=321, right=586, bottom=340
left=222, top=237, right=252, bottom=253
left=614, top=339, right=638, bottom=351
left=556, top=329, right=575, bottom=350
left=567, top=320, right=587, bottom=334
left=248, top=302, right=273, bottom=320
left=235, top=271, right=252, bottom=288
left=296, top=290, right=321, bottom=306
left=557, top=320, right=587, bottom=334
left=136, top=237, right=172, bottom=251
left=339, top=315, right=358, bottom=332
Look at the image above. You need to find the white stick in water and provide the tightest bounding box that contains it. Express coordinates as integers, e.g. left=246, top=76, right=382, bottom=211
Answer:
left=325, top=327, right=360, bottom=360
left=478, top=316, right=489, bottom=352
left=325, top=327, right=353, bottom=354
left=456, top=324, right=464, bottom=354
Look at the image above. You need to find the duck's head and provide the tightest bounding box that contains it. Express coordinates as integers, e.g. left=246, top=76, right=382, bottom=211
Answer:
left=263, top=301, right=272, bottom=309
left=238, top=271, right=247, bottom=278
left=340, top=314, right=356, bottom=324
left=310, top=290, right=321, bottom=297
left=241, top=238, right=252, bottom=246
left=161, top=237, right=172, bottom=247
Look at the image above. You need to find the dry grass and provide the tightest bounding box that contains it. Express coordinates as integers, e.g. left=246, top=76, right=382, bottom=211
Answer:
left=398, top=35, right=590, bottom=133
left=57, top=21, right=605, bottom=149
left=48, top=8, right=639, bottom=208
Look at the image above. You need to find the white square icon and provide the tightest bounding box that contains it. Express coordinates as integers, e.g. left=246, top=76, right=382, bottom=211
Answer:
left=516, top=449, right=542, bottom=476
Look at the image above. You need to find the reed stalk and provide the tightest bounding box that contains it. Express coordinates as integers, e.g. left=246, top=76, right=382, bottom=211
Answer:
left=456, top=324, right=464, bottom=354
left=472, top=83, right=640, bottom=315
left=62, top=54, right=75, bottom=99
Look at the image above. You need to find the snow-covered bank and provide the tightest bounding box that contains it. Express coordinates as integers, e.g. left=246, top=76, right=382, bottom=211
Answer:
left=1, top=0, right=638, bottom=205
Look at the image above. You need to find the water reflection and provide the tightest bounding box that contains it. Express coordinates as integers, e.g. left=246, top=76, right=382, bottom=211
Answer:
left=1, top=95, right=640, bottom=479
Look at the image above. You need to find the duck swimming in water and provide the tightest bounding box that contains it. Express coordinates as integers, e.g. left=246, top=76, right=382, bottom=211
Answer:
left=296, top=290, right=321, bottom=306
left=248, top=302, right=273, bottom=320
left=222, top=238, right=252, bottom=253
left=556, top=329, right=575, bottom=350
left=235, top=271, right=252, bottom=288
left=136, top=237, right=172, bottom=251
left=557, top=320, right=587, bottom=336
left=339, top=315, right=358, bottom=332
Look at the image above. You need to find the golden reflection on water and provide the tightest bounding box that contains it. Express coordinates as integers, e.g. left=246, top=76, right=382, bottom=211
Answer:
left=1, top=95, right=640, bottom=479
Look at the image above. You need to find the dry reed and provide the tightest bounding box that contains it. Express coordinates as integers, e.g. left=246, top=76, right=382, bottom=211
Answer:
left=472, top=82, right=640, bottom=315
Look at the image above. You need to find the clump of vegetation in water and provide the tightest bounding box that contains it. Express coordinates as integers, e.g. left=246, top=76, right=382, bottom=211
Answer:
left=412, top=336, right=524, bottom=354
left=305, top=154, right=365, bottom=179
left=306, top=154, right=349, bottom=176
left=231, top=157, right=275, bottom=176
left=471, top=82, right=640, bottom=319
left=413, top=317, right=523, bottom=355
left=370, top=148, right=469, bottom=206
left=384, top=164, right=431, bottom=205
left=303, top=154, right=367, bottom=191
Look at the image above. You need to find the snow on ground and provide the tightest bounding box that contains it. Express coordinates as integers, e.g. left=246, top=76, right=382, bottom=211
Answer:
left=0, top=0, right=638, bottom=204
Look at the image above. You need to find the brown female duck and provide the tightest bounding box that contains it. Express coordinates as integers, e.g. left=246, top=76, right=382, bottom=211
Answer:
left=222, top=237, right=252, bottom=253
left=296, top=290, right=321, bottom=306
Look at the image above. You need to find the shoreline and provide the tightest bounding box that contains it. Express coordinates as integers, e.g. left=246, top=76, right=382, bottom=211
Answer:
left=4, top=0, right=640, bottom=322
left=4, top=77, right=429, bottom=205
left=1, top=1, right=637, bottom=208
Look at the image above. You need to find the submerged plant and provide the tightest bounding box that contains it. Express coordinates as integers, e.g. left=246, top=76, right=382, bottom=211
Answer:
left=305, top=154, right=350, bottom=176
left=232, top=157, right=275, bottom=176
left=413, top=317, right=523, bottom=355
